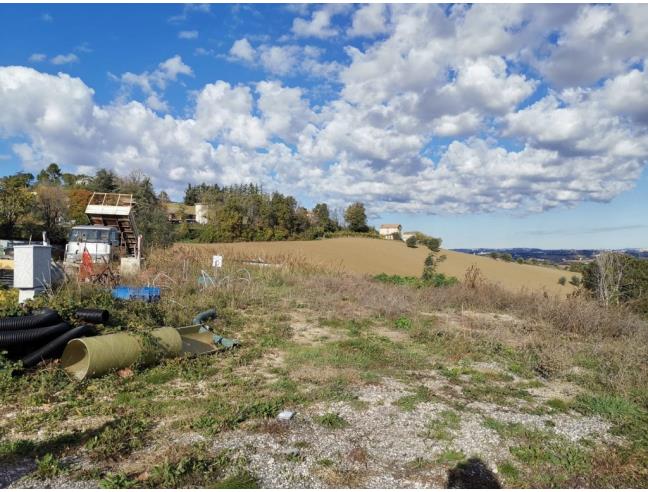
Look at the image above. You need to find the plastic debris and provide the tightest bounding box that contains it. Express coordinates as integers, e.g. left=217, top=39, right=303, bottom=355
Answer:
left=277, top=410, right=295, bottom=421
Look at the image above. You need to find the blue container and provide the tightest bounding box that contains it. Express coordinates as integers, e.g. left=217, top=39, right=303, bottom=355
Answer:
left=111, top=286, right=161, bottom=302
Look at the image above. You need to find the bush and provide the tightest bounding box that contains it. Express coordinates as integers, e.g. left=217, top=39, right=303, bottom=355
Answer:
left=558, top=276, right=566, bottom=286
left=406, top=236, right=417, bottom=248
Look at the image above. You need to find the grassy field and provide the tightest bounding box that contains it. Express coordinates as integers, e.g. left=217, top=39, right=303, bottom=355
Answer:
left=0, top=246, right=645, bottom=488
left=187, top=237, right=578, bottom=296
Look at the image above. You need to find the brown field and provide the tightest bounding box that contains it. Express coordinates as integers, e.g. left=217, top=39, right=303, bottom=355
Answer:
left=181, top=237, right=577, bottom=295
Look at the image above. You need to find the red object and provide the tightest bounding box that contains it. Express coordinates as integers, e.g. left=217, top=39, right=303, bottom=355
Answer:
left=79, top=248, right=94, bottom=281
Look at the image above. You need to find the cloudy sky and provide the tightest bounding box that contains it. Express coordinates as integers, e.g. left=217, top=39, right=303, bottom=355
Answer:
left=1, top=3, right=647, bottom=249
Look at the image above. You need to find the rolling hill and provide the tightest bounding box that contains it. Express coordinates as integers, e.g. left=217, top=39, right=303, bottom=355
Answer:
left=185, top=237, right=578, bottom=295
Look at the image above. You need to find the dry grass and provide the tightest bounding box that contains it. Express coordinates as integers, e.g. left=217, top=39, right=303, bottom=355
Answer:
left=137, top=245, right=646, bottom=400
left=182, top=237, right=578, bottom=295
left=2, top=244, right=646, bottom=488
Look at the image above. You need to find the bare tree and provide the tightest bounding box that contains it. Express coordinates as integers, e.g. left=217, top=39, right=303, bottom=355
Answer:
left=34, top=184, right=69, bottom=234
left=593, top=252, right=626, bottom=306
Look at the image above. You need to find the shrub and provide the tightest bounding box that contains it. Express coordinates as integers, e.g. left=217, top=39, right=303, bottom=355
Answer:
left=569, top=275, right=581, bottom=287
left=558, top=276, right=566, bottom=286
left=405, top=236, right=417, bottom=248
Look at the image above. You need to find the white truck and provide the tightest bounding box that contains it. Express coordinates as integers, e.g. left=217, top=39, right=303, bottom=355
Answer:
left=64, top=225, right=122, bottom=264
left=63, top=193, right=141, bottom=270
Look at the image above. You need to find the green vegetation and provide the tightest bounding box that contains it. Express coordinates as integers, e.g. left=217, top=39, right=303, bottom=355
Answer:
left=425, top=410, right=461, bottom=440
left=315, top=412, right=348, bottom=429
left=372, top=272, right=458, bottom=288
left=344, top=202, right=368, bottom=233
left=394, top=385, right=435, bottom=411
left=85, top=416, right=151, bottom=461
left=0, top=166, right=377, bottom=246
left=35, top=453, right=65, bottom=479
left=435, top=449, right=465, bottom=464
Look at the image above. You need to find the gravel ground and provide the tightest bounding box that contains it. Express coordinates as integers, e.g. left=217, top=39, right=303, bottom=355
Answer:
left=0, top=368, right=616, bottom=488
left=208, top=376, right=614, bottom=488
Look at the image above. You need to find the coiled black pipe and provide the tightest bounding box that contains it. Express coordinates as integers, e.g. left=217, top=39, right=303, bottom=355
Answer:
left=75, top=308, right=109, bottom=324
left=21, top=324, right=97, bottom=368
left=0, top=322, right=70, bottom=350
left=0, top=308, right=61, bottom=331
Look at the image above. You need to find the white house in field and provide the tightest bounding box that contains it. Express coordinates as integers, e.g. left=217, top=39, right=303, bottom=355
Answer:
left=379, top=223, right=402, bottom=239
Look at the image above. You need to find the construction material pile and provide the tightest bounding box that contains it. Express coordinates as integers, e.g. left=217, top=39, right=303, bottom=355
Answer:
left=1, top=306, right=238, bottom=379
left=0, top=308, right=107, bottom=368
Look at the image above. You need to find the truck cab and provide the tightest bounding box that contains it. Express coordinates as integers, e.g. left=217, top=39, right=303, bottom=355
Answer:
left=64, top=226, right=121, bottom=265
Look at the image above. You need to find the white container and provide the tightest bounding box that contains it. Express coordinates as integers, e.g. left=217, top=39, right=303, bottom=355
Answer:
left=19, top=288, right=45, bottom=303
left=13, top=245, right=52, bottom=289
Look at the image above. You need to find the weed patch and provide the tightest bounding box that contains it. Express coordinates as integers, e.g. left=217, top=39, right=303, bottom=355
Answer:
left=35, top=453, right=65, bottom=479
left=425, top=410, right=461, bottom=441
left=395, top=385, right=436, bottom=411
left=315, top=412, right=348, bottom=429
left=86, top=415, right=151, bottom=461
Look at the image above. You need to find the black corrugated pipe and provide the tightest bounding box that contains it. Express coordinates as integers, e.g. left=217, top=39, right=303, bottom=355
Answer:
left=0, top=322, right=70, bottom=350
left=75, top=308, right=109, bottom=324
left=21, top=325, right=97, bottom=368
left=0, top=308, right=61, bottom=331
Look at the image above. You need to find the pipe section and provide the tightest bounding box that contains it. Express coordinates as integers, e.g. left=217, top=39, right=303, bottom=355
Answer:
left=75, top=308, right=109, bottom=324
left=61, top=327, right=182, bottom=380
left=0, top=309, right=61, bottom=331
left=0, top=322, right=70, bottom=350
left=21, top=325, right=97, bottom=368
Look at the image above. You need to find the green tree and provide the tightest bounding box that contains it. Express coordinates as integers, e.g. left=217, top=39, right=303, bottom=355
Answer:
left=37, top=163, right=63, bottom=185
left=313, top=203, right=335, bottom=232
left=344, top=202, right=368, bottom=232
left=0, top=175, right=34, bottom=237
left=91, top=168, right=119, bottom=192
left=184, top=183, right=215, bottom=205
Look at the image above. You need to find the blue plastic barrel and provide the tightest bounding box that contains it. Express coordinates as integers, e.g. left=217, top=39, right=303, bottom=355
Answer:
left=111, top=286, right=161, bottom=302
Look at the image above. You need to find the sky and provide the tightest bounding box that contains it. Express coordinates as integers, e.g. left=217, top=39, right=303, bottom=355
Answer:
left=0, top=3, right=647, bottom=249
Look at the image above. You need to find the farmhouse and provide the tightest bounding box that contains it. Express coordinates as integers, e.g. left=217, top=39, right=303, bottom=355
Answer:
left=379, top=223, right=402, bottom=239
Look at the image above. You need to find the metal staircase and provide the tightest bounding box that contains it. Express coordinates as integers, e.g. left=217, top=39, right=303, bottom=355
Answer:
left=85, top=193, right=140, bottom=256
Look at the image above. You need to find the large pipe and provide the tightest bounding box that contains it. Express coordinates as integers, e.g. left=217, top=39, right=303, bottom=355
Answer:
left=21, top=324, right=97, bottom=368
left=0, top=322, right=70, bottom=350
left=61, top=327, right=182, bottom=380
left=75, top=308, right=109, bottom=324
left=0, top=308, right=60, bottom=331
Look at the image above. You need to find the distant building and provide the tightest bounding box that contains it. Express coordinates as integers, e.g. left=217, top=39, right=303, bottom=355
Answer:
left=165, top=202, right=200, bottom=224
left=379, top=223, right=402, bottom=239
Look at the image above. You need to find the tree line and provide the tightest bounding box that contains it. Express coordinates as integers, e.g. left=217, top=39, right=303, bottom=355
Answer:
left=0, top=164, right=376, bottom=247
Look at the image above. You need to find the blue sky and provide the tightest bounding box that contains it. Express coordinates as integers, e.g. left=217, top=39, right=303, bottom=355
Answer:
left=0, top=3, right=647, bottom=249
